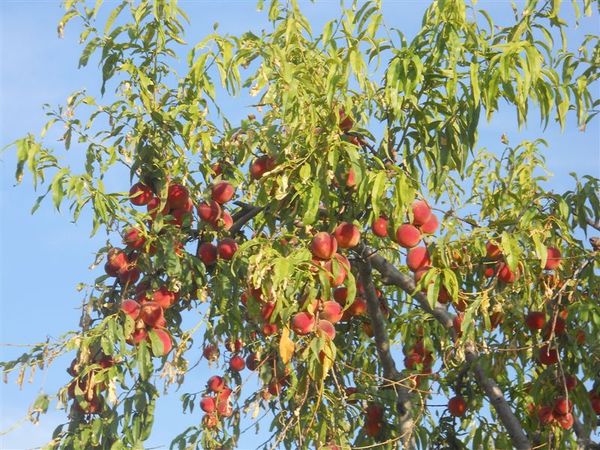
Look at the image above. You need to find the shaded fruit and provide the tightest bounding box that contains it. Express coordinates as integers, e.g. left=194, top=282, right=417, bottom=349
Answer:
left=448, top=396, right=467, bottom=417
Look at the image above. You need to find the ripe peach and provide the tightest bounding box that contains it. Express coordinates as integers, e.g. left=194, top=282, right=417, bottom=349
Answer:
left=539, top=344, right=559, bottom=365
left=217, top=238, right=238, bottom=260
left=213, top=211, right=233, bottom=230
left=338, top=108, right=354, bottom=132
left=140, top=302, right=164, bottom=328
left=211, top=181, right=235, bottom=204
left=229, top=355, right=245, bottom=372
left=167, top=183, right=189, bottom=210
left=168, top=208, right=191, bottom=228
left=483, top=266, right=495, bottom=277
left=203, top=345, right=220, bottom=362
left=310, top=232, right=338, bottom=260
left=345, top=168, right=357, bottom=189
left=105, top=248, right=129, bottom=277
left=543, top=317, right=566, bottom=338
left=250, top=155, right=275, bottom=180
left=324, top=254, right=348, bottom=286
left=366, top=403, right=384, bottom=422
left=372, top=216, right=388, bottom=237
left=525, top=311, right=545, bottom=331
left=364, top=420, right=382, bottom=437
left=497, top=263, right=517, bottom=283
left=333, top=222, right=360, bottom=248
left=553, top=396, right=573, bottom=416
left=246, top=353, right=260, bottom=371
left=207, top=375, right=225, bottom=393
left=128, top=328, right=148, bottom=345
left=420, top=214, right=439, bottom=234
left=129, top=182, right=154, bottom=206
left=118, top=266, right=140, bottom=285
left=261, top=301, right=275, bottom=322
left=198, top=242, right=218, bottom=266
left=564, top=374, right=578, bottom=391
left=486, top=241, right=502, bottom=259
left=556, top=412, right=574, bottom=429
left=453, top=313, right=464, bottom=338
left=152, top=329, right=172, bottom=355
left=538, top=405, right=554, bottom=425
left=404, top=352, right=423, bottom=370
left=200, top=396, right=216, bottom=413
left=320, top=301, right=343, bottom=324
left=395, top=224, right=421, bottom=248
left=262, top=323, right=279, bottom=336
left=590, top=392, right=600, bottom=415
left=123, top=228, right=145, bottom=249
left=406, top=246, right=431, bottom=272
left=197, top=200, right=222, bottom=223
left=216, top=387, right=233, bottom=416
left=448, top=396, right=467, bottom=417
left=545, top=247, right=562, bottom=270
left=318, top=319, right=336, bottom=339
left=146, top=196, right=169, bottom=218
left=411, top=200, right=432, bottom=226
left=210, top=162, right=223, bottom=177
left=291, top=312, right=316, bottom=335
left=333, top=287, right=348, bottom=304
left=152, top=286, right=178, bottom=309
left=348, top=298, right=367, bottom=317
left=121, top=299, right=141, bottom=320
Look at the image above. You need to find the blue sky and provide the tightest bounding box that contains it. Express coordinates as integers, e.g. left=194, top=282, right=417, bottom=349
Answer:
left=1, top=1, right=599, bottom=449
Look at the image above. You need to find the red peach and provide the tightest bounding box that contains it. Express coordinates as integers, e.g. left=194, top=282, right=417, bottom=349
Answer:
left=538, top=405, right=554, bottom=425
left=539, top=344, right=559, bottom=365
left=333, top=287, right=348, bottom=304
left=545, top=247, right=562, bottom=270
left=250, top=155, right=275, bottom=180
left=129, top=328, right=148, bottom=345
left=211, top=181, right=235, bottom=204
left=200, top=396, right=216, bottom=413
left=262, top=323, right=279, bottom=336
left=118, top=266, right=140, bottom=285
left=291, top=312, right=316, bottom=335
left=105, top=248, right=129, bottom=277
left=525, top=311, right=546, bottom=331
left=448, top=396, right=467, bottom=417
left=146, top=196, right=169, bottom=218
left=139, top=302, right=164, bottom=328
left=348, top=298, right=367, bottom=317
left=310, top=232, right=338, bottom=260
left=153, top=286, right=178, bottom=309
left=320, top=301, right=343, bottom=324
left=333, top=222, right=361, bottom=248
left=261, top=302, right=276, bottom=322
left=338, top=108, right=354, bottom=132
left=123, top=228, right=145, bottom=249
left=564, top=374, right=578, bottom=391
left=406, top=246, right=431, bottom=272
left=556, top=412, right=574, bottom=430
left=121, top=299, right=141, bottom=320
left=318, top=319, right=336, bottom=339
left=207, top=375, right=225, bottom=393
left=167, top=183, right=189, bottom=210
left=364, top=420, right=382, bottom=437
left=197, top=200, right=222, bottom=223
left=497, top=263, right=517, bottom=283
left=217, top=238, right=238, bottom=260
left=246, top=353, right=260, bottom=371
left=486, top=241, right=502, bottom=259
left=395, top=224, right=422, bottom=248
left=198, top=242, right=218, bottom=266
left=129, top=182, right=154, bottom=206
left=229, top=355, right=245, bottom=372
left=553, top=396, right=573, bottom=416
left=411, top=200, right=432, bottom=226
left=203, top=345, right=220, bottom=362
left=152, top=329, right=172, bottom=355
left=324, top=254, right=348, bottom=286
left=366, top=403, right=383, bottom=422
left=372, top=216, right=388, bottom=238
left=420, top=214, right=439, bottom=234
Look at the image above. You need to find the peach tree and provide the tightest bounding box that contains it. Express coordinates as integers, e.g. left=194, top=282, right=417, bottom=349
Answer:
left=3, top=0, right=600, bottom=449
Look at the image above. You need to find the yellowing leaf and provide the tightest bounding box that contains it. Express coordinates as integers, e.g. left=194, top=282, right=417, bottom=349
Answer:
left=279, top=327, right=295, bottom=364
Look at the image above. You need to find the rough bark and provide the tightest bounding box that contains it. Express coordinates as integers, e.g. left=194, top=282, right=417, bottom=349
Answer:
left=358, top=244, right=532, bottom=450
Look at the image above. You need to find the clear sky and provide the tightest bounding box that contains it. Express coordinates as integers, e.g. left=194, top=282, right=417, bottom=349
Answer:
left=1, top=1, right=599, bottom=449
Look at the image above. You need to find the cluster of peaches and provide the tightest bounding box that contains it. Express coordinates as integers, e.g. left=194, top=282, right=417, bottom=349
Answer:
left=65, top=352, right=115, bottom=415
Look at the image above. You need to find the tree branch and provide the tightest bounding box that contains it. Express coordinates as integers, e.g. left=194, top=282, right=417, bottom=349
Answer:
left=356, top=258, right=415, bottom=449
left=357, top=243, right=532, bottom=450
